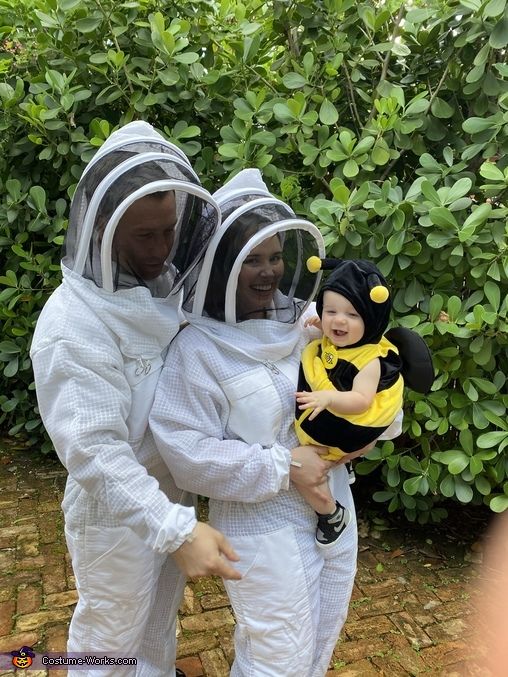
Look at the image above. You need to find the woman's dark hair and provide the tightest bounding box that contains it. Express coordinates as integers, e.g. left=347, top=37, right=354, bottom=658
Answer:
left=204, top=216, right=262, bottom=320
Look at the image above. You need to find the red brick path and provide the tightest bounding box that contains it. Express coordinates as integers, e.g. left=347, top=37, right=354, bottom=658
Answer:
left=0, top=452, right=485, bottom=676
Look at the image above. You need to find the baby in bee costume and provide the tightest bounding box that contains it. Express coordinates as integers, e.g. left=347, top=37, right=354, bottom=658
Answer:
left=296, top=257, right=405, bottom=547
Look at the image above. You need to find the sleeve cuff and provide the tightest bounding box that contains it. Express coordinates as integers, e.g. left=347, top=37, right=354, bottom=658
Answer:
left=378, top=409, right=404, bottom=440
left=153, top=504, right=198, bottom=553
left=271, top=442, right=292, bottom=491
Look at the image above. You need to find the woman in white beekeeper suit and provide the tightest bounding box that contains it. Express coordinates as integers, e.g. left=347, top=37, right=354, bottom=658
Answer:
left=150, top=168, right=364, bottom=676
left=30, top=121, right=240, bottom=677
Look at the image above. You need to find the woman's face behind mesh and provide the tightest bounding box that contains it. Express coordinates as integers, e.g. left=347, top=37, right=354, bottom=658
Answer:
left=112, top=192, right=177, bottom=280
left=236, top=234, right=284, bottom=320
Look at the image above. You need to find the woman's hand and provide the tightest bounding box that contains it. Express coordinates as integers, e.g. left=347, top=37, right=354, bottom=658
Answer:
left=172, top=522, right=241, bottom=581
left=290, top=445, right=333, bottom=486
left=290, top=445, right=334, bottom=505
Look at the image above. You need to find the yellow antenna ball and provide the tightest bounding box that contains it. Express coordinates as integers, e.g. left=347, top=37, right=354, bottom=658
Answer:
left=370, top=285, right=389, bottom=303
left=307, top=256, right=322, bottom=273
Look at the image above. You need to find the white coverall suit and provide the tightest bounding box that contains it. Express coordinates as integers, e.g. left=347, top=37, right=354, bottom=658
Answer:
left=30, top=122, right=220, bottom=676
left=150, top=169, right=377, bottom=676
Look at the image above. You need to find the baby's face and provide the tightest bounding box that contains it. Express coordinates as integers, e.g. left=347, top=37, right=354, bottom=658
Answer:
left=321, top=290, right=365, bottom=347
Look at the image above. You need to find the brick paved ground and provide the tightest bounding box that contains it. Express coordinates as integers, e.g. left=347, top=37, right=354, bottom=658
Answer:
left=0, top=447, right=490, bottom=676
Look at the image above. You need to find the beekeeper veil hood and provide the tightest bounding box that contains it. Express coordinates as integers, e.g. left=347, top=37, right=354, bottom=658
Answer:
left=63, top=121, right=220, bottom=300
left=184, top=168, right=325, bottom=363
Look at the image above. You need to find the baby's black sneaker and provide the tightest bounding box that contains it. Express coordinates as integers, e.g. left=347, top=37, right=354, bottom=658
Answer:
left=316, top=501, right=351, bottom=547
left=345, top=461, right=356, bottom=485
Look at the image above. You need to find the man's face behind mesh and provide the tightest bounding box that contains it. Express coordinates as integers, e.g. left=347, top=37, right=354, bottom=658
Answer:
left=112, top=192, right=177, bottom=281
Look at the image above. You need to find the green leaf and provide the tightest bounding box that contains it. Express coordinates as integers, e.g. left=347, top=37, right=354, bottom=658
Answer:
left=250, top=130, right=276, bottom=146
left=282, top=73, right=307, bottom=89
left=331, top=184, right=350, bottom=204
left=483, top=0, right=507, bottom=17
left=429, top=294, right=443, bottom=320
left=470, top=377, right=498, bottom=395
left=421, top=181, right=441, bottom=205
left=489, top=17, right=508, bottom=48
left=218, top=143, right=241, bottom=158
left=429, top=207, right=458, bottom=229
left=60, top=0, right=82, bottom=8
left=302, top=52, right=314, bottom=77
left=173, top=52, right=199, bottom=64
left=319, top=99, right=338, bottom=125
left=400, top=456, right=422, bottom=474
left=446, top=178, right=472, bottom=203
left=4, top=357, right=18, bottom=378
left=477, top=431, right=508, bottom=448
left=480, top=161, right=505, bottom=181
left=158, top=69, right=180, bottom=86
left=6, top=179, right=21, bottom=201
left=172, top=122, right=200, bottom=139
left=454, top=479, right=473, bottom=503
left=371, top=146, right=390, bottom=165
left=273, top=103, right=294, bottom=123
left=462, top=202, right=492, bottom=229
left=403, top=476, right=423, bottom=495
left=475, top=475, right=492, bottom=495
left=386, top=466, right=400, bottom=487
left=339, top=130, right=354, bottom=151
left=76, top=17, right=103, bottom=33
left=387, top=231, right=405, bottom=255
left=490, top=495, right=508, bottom=512
left=462, top=117, right=496, bottom=133
left=449, top=455, right=470, bottom=475
left=0, top=340, right=20, bottom=353
left=373, top=490, right=396, bottom=503
left=484, top=280, right=500, bottom=310
left=0, top=83, right=14, bottom=103
left=34, top=10, right=59, bottom=28
left=300, top=111, right=318, bottom=126
left=431, top=97, right=454, bottom=119
left=343, top=159, right=359, bottom=177
left=353, top=136, right=375, bottom=155
left=440, top=475, right=455, bottom=498
left=405, top=98, right=430, bottom=116
left=29, top=186, right=47, bottom=212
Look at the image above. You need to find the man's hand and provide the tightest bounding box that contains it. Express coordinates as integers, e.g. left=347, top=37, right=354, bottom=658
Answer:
left=296, top=390, right=333, bottom=420
left=172, top=522, right=241, bottom=581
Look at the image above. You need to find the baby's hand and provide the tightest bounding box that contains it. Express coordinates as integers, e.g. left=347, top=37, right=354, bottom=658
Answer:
left=304, top=315, right=322, bottom=330
left=296, top=390, right=332, bottom=420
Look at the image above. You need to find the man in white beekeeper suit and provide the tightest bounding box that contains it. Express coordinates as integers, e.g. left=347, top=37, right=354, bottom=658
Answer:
left=30, top=121, right=240, bottom=677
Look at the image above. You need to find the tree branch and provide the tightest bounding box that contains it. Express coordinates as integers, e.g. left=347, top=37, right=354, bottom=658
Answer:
left=342, top=61, right=362, bottom=134
left=428, top=62, right=450, bottom=110
left=365, top=4, right=405, bottom=127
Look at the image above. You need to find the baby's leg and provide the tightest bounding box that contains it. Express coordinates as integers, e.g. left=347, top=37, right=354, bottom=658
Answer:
left=294, top=479, right=351, bottom=547
left=295, top=480, right=336, bottom=515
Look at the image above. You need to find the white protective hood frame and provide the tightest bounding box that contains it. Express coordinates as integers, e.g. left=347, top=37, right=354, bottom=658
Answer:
left=73, top=152, right=220, bottom=294
left=191, top=195, right=325, bottom=323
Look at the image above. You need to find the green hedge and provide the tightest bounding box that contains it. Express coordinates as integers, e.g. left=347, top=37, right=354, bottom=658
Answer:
left=1, top=0, right=507, bottom=519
